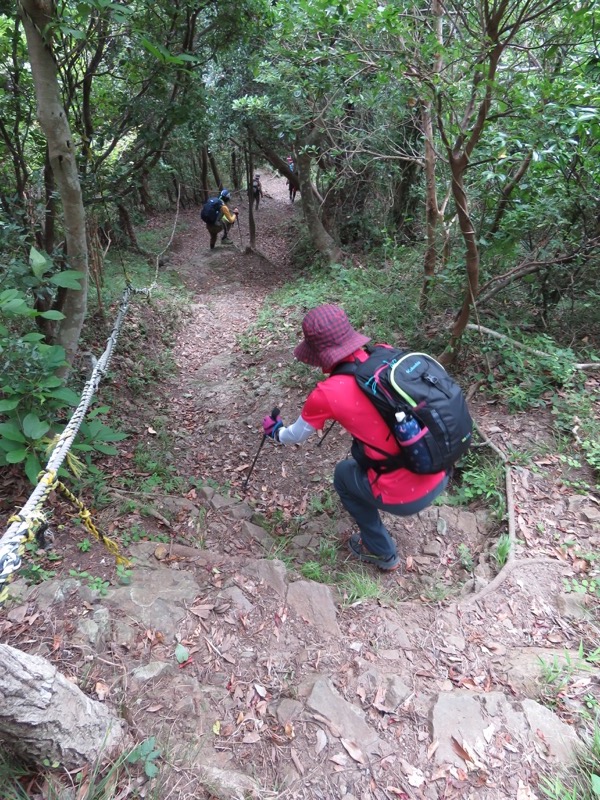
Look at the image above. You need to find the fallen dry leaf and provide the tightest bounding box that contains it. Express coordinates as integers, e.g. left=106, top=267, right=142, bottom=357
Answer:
left=290, top=747, right=304, bottom=775
left=315, top=729, right=328, bottom=754
left=190, top=604, right=214, bottom=619
left=94, top=681, right=109, bottom=701
left=572, top=558, right=589, bottom=573
left=431, top=766, right=449, bottom=781
left=408, top=772, right=425, bottom=788
left=242, top=731, right=260, bottom=744
left=312, top=713, right=342, bottom=738
left=517, top=780, right=538, bottom=799
left=401, top=759, right=426, bottom=788
left=482, top=641, right=507, bottom=656
left=373, top=685, right=392, bottom=712
left=483, top=724, right=495, bottom=743
left=7, top=605, right=27, bottom=623
left=427, top=740, right=439, bottom=760
left=451, top=736, right=474, bottom=765
left=341, top=739, right=366, bottom=764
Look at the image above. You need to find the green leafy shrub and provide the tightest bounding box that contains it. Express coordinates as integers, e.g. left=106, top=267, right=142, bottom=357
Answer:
left=471, top=328, right=579, bottom=412
left=0, top=249, right=126, bottom=483
left=552, top=386, right=600, bottom=480
left=446, top=452, right=506, bottom=520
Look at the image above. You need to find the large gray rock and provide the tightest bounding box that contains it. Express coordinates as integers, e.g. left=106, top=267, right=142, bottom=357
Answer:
left=503, top=647, right=570, bottom=695
left=73, top=607, right=111, bottom=651
left=431, top=692, right=488, bottom=767
left=241, top=520, right=275, bottom=551
left=521, top=699, right=579, bottom=761
left=357, top=668, right=411, bottom=711
left=199, top=765, right=259, bottom=799
left=431, top=690, right=580, bottom=768
left=306, top=677, right=381, bottom=755
left=377, top=610, right=413, bottom=649
left=287, top=580, right=341, bottom=638
left=104, top=565, right=199, bottom=639
left=131, top=661, right=172, bottom=683
left=244, top=558, right=288, bottom=597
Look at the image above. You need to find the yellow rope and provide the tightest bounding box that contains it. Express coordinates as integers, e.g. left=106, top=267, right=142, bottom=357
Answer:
left=56, top=482, right=131, bottom=567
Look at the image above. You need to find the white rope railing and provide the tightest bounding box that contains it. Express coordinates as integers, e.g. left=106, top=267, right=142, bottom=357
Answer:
left=0, top=285, right=151, bottom=603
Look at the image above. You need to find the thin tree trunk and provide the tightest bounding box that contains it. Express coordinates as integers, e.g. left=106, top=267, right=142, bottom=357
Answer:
left=117, top=203, right=148, bottom=254
left=20, top=0, right=89, bottom=373
left=297, top=151, right=343, bottom=264
left=140, top=171, right=153, bottom=213
left=200, top=146, right=209, bottom=202
left=43, top=144, right=56, bottom=254
left=87, top=215, right=105, bottom=320
left=437, top=40, right=504, bottom=364
left=488, top=150, right=533, bottom=236
left=0, top=17, right=29, bottom=209
left=420, top=0, right=444, bottom=312
left=231, top=149, right=240, bottom=191
left=208, top=150, right=222, bottom=191
left=0, top=644, right=127, bottom=770
left=246, top=143, right=256, bottom=249
left=440, top=155, right=479, bottom=364
left=420, top=104, right=439, bottom=311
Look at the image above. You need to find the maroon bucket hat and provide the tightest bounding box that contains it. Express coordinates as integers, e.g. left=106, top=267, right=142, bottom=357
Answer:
left=293, top=304, right=370, bottom=372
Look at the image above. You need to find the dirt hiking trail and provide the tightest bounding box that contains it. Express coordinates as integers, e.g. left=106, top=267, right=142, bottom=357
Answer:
left=2, top=173, right=599, bottom=800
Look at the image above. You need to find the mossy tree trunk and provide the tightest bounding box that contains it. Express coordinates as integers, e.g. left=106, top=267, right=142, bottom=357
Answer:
left=20, top=0, right=89, bottom=372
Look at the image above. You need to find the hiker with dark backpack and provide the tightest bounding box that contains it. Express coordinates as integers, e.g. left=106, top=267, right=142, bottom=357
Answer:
left=286, top=156, right=298, bottom=203
left=252, top=174, right=263, bottom=210
left=200, top=189, right=239, bottom=250
left=261, top=305, right=472, bottom=572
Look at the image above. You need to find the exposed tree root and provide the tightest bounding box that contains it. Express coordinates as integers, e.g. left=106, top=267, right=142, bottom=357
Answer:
left=459, top=420, right=568, bottom=608
left=461, top=556, right=569, bottom=608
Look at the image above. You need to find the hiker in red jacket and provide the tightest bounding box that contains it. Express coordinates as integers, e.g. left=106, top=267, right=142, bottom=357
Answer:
left=262, top=304, right=448, bottom=572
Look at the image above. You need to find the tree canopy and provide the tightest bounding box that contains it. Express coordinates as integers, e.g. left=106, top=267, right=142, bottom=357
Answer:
left=0, top=0, right=598, bottom=459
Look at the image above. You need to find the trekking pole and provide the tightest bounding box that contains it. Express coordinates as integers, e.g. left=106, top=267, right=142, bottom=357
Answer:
left=242, top=407, right=280, bottom=490
left=316, top=420, right=336, bottom=448
left=236, top=215, right=243, bottom=247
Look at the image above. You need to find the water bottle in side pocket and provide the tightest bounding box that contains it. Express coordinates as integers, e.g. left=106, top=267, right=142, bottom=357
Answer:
left=394, top=412, right=433, bottom=473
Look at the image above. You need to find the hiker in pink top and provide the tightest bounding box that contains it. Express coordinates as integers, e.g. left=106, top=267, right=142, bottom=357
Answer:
left=262, top=305, right=448, bottom=572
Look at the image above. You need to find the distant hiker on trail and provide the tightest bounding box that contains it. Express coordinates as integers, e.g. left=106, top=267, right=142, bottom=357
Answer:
left=252, top=174, right=263, bottom=211
left=200, top=189, right=239, bottom=250
left=286, top=156, right=297, bottom=203
left=261, top=305, right=455, bottom=572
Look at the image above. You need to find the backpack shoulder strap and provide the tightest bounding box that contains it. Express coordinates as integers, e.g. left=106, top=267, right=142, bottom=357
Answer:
left=331, top=360, right=356, bottom=377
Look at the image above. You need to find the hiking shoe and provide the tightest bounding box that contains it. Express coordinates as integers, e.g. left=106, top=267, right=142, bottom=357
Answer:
left=348, top=534, right=401, bottom=572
